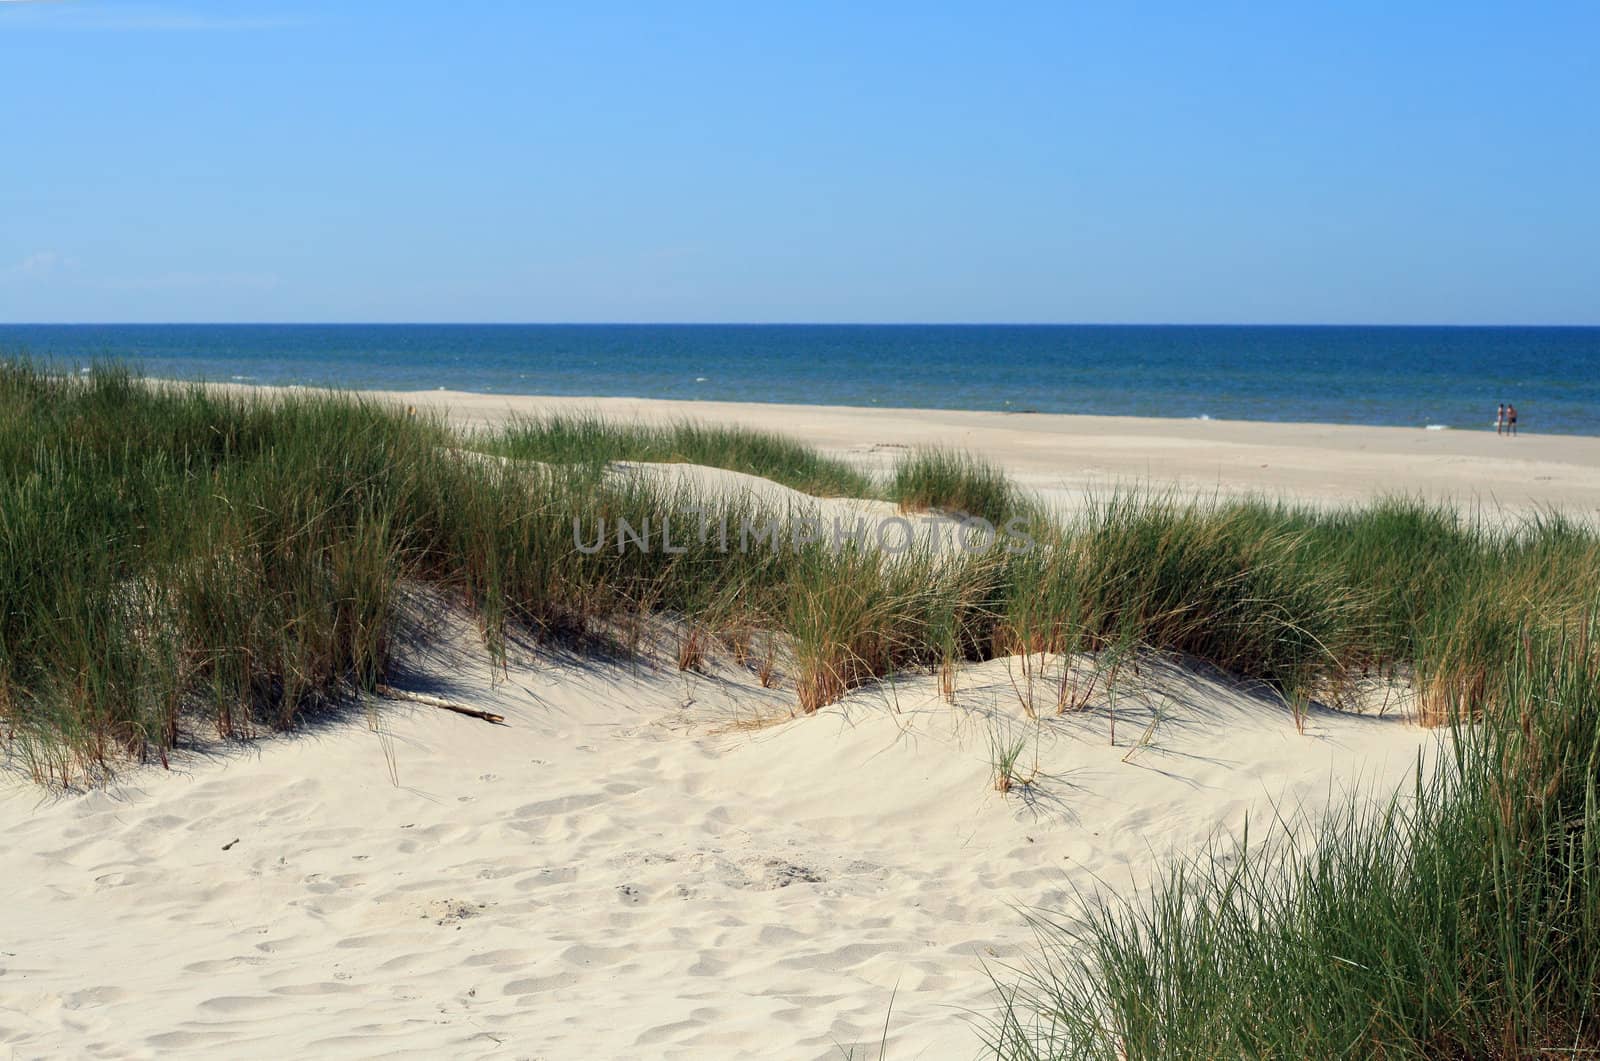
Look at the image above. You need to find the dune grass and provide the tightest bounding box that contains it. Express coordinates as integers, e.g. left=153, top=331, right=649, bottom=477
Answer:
left=6, top=361, right=1599, bottom=782
left=988, top=616, right=1600, bottom=1058
left=485, top=417, right=1044, bottom=531
left=981, top=499, right=1600, bottom=1057
left=0, top=365, right=766, bottom=779
left=891, top=446, right=1024, bottom=525
left=486, top=415, right=1037, bottom=527
left=482, top=411, right=877, bottom=498
left=0, top=363, right=1015, bottom=778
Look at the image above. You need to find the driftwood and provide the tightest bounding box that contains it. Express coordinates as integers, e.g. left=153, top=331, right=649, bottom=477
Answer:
left=375, top=684, right=507, bottom=725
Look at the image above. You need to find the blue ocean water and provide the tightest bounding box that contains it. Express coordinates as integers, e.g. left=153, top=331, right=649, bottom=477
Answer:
left=1, top=324, right=1596, bottom=435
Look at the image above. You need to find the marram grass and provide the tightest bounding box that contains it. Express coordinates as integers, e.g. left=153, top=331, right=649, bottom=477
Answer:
left=986, top=615, right=1600, bottom=1059
left=6, top=361, right=1600, bottom=783
left=481, top=411, right=876, bottom=499
left=891, top=445, right=1024, bottom=525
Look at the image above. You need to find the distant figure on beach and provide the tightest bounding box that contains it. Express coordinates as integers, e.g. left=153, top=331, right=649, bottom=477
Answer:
left=1496, top=402, right=1506, bottom=435
left=1506, top=403, right=1518, bottom=437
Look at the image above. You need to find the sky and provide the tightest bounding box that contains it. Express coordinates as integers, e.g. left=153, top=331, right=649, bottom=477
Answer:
left=2, top=1, right=1597, bottom=324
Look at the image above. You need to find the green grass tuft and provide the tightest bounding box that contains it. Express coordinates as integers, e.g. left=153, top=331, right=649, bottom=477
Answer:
left=483, top=412, right=877, bottom=498
left=891, top=446, right=1023, bottom=525
left=987, top=614, right=1600, bottom=1058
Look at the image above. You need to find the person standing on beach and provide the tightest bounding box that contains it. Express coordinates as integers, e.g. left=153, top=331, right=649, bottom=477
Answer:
left=1507, top=403, right=1518, bottom=436
left=1497, top=402, right=1506, bottom=435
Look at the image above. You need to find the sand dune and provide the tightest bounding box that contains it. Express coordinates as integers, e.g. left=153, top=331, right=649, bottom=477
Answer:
left=1, top=602, right=1432, bottom=1059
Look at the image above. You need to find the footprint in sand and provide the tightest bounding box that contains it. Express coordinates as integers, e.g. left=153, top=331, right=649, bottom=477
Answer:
left=420, top=898, right=488, bottom=926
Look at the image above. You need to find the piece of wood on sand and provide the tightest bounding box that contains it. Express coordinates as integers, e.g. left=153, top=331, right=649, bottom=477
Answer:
left=375, top=684, right=507, bottom=725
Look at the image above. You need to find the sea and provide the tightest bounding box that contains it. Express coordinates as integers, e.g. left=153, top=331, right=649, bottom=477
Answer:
left=1, top=324, right=1596, bottom=436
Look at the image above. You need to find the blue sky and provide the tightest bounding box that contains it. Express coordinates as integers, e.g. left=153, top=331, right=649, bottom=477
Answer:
left=2, top=1, right=1596, bottom=324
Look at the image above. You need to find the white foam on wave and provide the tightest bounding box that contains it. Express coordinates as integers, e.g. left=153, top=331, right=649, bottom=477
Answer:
left=1425, top=424, right=1448, bottom=431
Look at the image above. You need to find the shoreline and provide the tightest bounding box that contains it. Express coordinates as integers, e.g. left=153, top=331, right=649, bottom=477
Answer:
left=215, top=380, right=1600, bottom=513
left=177, top=374, right=1600, bottom=439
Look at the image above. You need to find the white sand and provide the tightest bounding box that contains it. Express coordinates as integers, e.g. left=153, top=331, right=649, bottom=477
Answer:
left=396, top=389, right=1600, bottom=515
left=4, top=392, right=1556, bottom=1058
left=1, top=614, right=1431, bottom=1058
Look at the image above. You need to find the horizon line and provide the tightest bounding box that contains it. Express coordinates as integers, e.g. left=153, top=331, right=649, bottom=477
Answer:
left=4, top=321, right=1600, bottom=329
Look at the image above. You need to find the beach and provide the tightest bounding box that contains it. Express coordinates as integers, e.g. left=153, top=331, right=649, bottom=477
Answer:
left=291, top=385, right=1600, bottom=514
left=11, top=1, right=1599, bottom=1052
left=2, top=384, right=1595, bottom=1058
